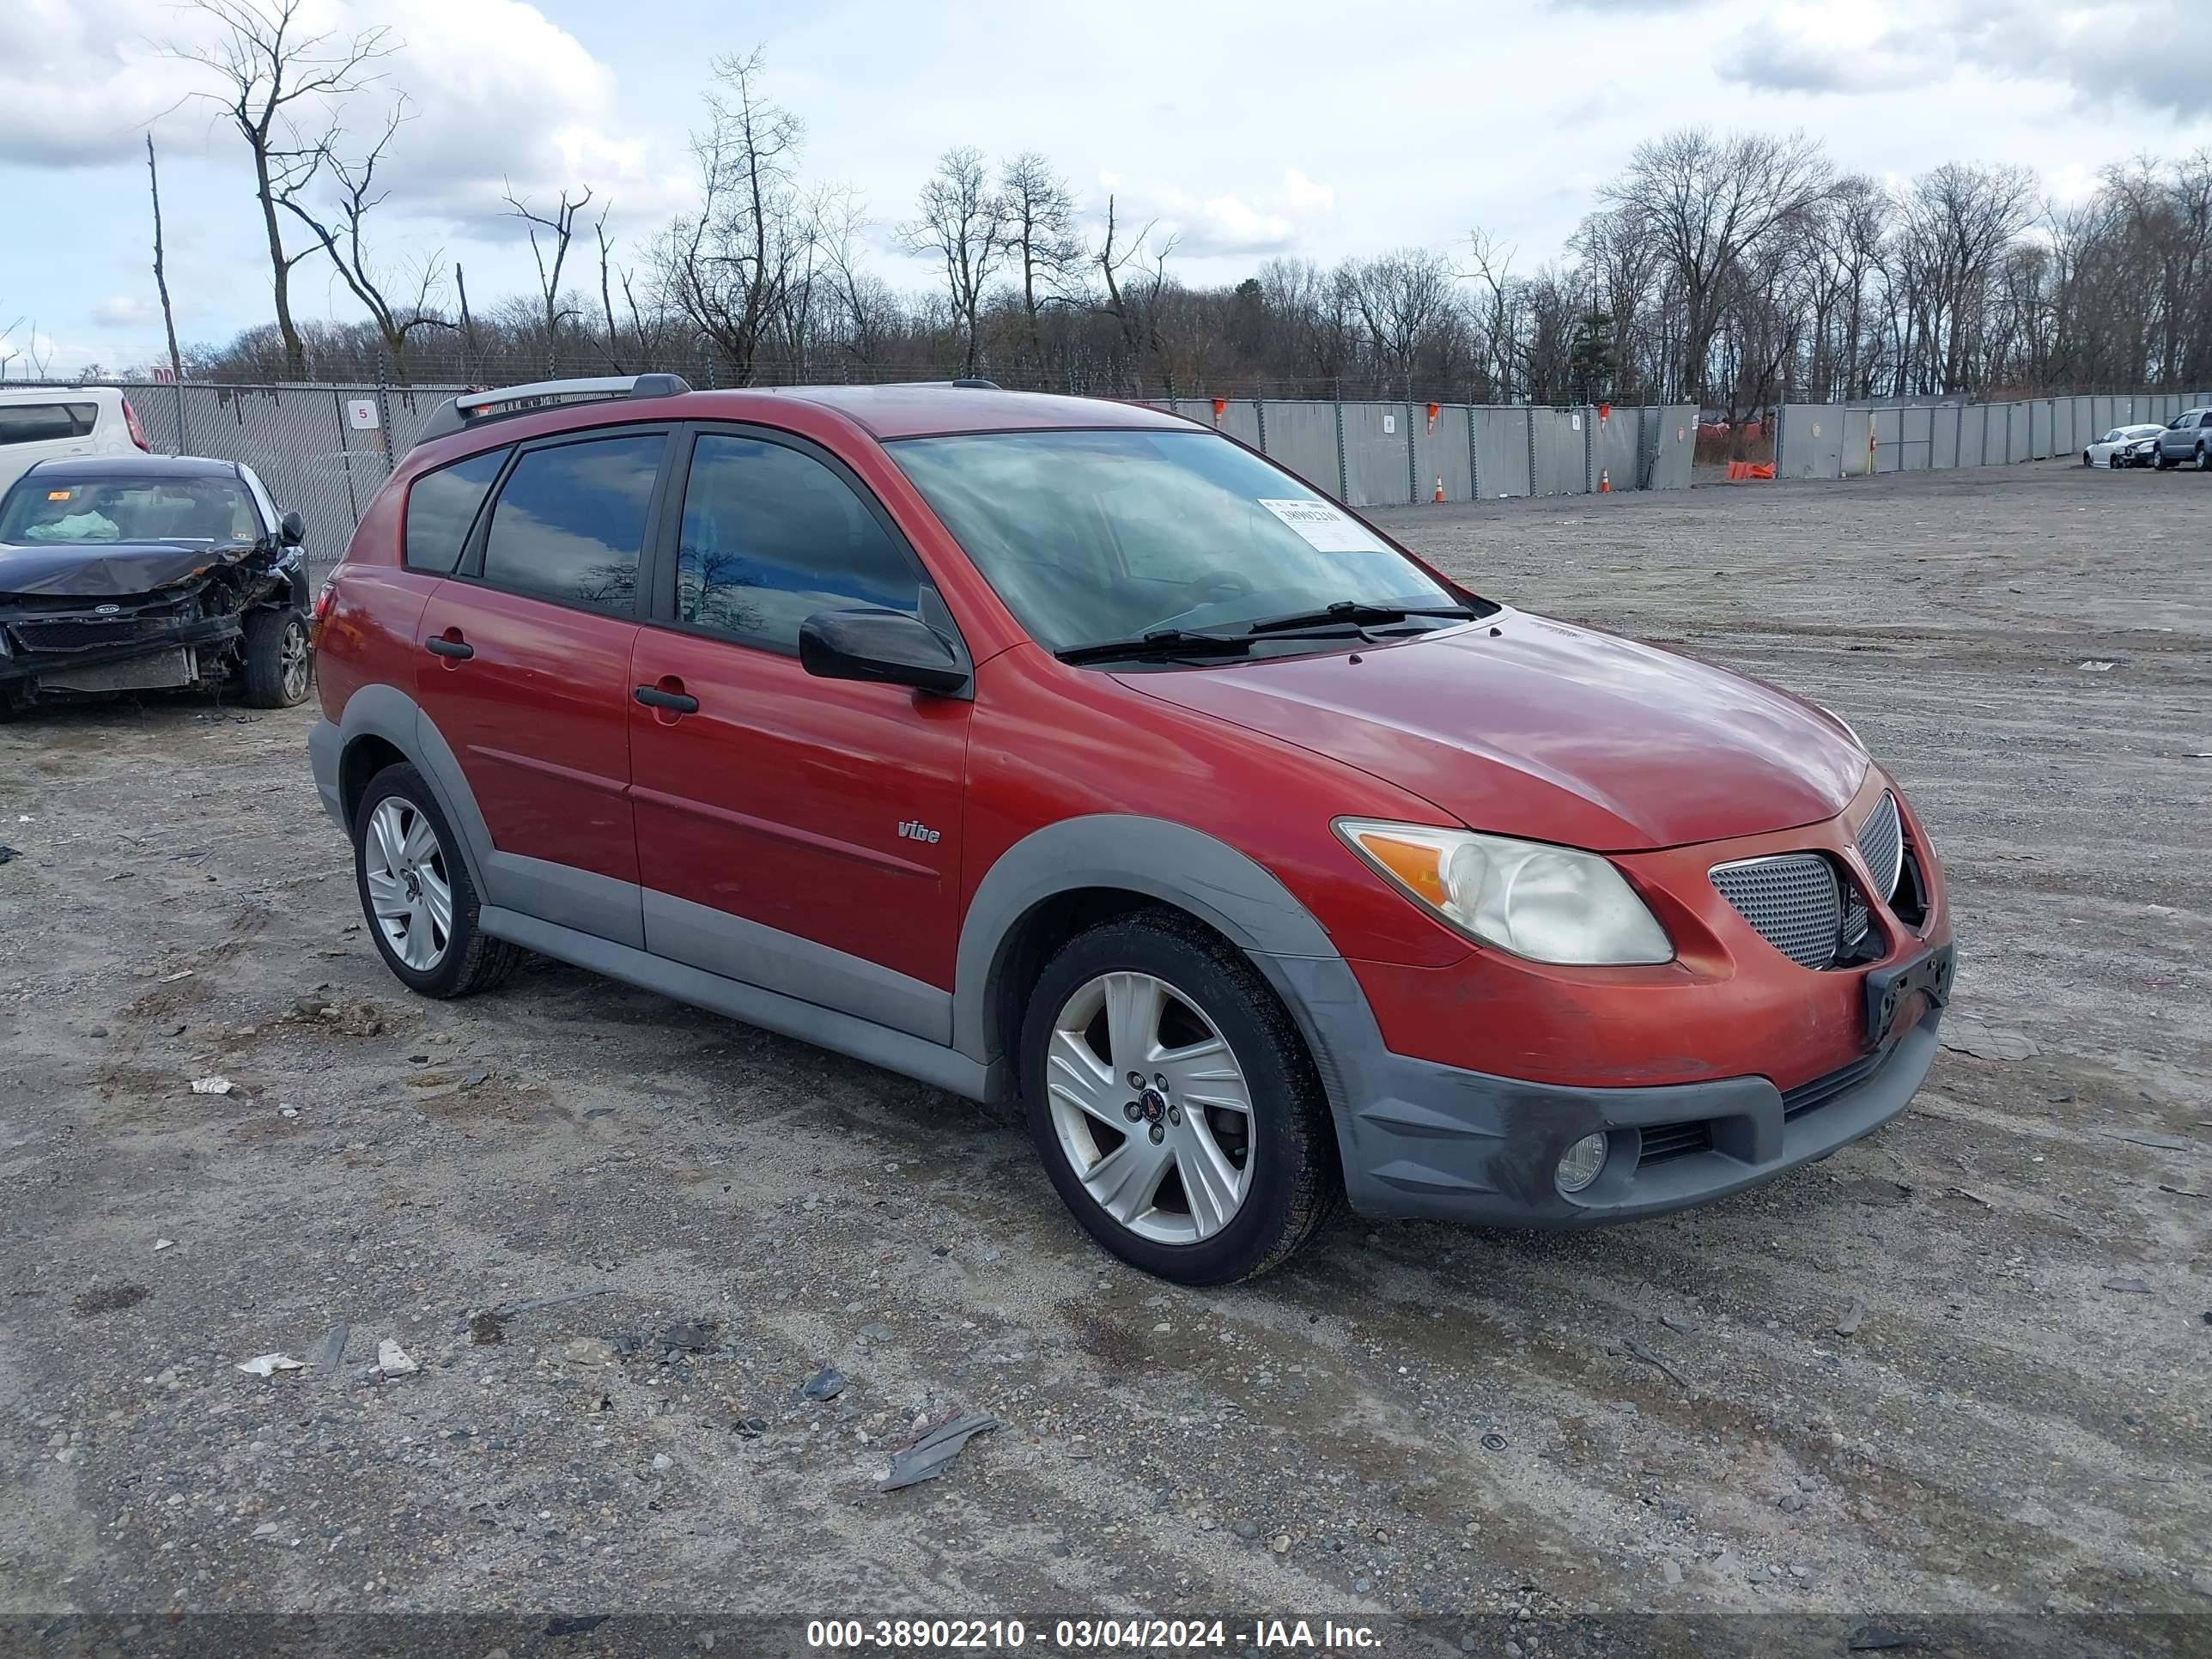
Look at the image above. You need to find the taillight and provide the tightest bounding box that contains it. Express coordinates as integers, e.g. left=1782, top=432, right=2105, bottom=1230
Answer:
left=122, top=397, right=150, bottom=451
left=313, top=579, right=338, bottom=626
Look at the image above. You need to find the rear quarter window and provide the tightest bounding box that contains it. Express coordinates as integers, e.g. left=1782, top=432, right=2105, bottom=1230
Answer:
left=404, top=447, right=511, bottom=574
left=0, top=403, right=98, bottom=446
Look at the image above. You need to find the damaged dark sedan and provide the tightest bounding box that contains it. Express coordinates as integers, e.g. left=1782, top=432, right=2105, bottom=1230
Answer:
left=0, top=455, right=313, bottom=714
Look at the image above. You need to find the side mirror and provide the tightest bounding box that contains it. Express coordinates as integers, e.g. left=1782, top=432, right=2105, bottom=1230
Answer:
left=799, top=608, right=969, bottom=696
left=279, top=509, right=306, bottom=547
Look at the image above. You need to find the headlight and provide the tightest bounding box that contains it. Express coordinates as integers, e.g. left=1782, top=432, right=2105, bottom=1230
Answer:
left=1335, top=819, right=1674, bottom=964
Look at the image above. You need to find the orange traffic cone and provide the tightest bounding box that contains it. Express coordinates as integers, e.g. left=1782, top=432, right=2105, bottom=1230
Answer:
left=1599, top=468, right=1611, bottom=494
left=1431, top=476, right=1444, bottom=503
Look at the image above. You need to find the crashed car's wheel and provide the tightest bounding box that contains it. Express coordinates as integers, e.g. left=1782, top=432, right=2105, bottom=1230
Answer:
left=241, top=608, right=312, bottom=708
left=1020, top=908, right=1336, bottom=1285
left=353, top=763, right=521, bottom=999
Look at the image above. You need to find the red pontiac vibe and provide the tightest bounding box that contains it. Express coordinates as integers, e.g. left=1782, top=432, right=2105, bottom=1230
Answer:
left=308, top=375, right=1954, bottom=1283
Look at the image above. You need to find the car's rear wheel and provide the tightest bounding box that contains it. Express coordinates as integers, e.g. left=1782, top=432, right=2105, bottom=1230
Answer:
left=241, top=608, right=312, bottom=708
left=352, top=763, right=521, bottom=999
left=1020, top=909, right=1336, bottom=1284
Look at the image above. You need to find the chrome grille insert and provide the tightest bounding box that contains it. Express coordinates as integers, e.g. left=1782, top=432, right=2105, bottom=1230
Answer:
left=1711, top=854, right=1842, bottom=969
left=1856, top=793, right=1904, bottom=902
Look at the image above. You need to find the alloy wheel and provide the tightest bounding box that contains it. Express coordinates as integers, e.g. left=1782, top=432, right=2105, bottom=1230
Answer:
left=279, top=619, right=311, bottom=703
left=1043, top=971, right=1255, bottom=1244
left=362, top=798, right=453, bottom=971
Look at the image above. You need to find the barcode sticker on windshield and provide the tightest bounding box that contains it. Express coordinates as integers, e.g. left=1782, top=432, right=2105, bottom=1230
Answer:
left=1258, top=498, right=1382, bottom=554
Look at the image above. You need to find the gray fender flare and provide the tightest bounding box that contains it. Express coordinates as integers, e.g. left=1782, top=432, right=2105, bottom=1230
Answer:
left=324, top=684, right=495, bottom=895
left=951, top=815, right=1382, bottom=1145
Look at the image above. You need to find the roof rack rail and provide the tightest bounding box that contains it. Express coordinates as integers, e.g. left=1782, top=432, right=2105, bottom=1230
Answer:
left=411, top=373, right=693, bottom=449
left=951, top=377, right=1002, bottom=390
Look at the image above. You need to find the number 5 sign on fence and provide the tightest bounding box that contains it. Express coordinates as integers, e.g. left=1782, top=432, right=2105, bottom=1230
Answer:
left=346, top=398, right=380, bottom=430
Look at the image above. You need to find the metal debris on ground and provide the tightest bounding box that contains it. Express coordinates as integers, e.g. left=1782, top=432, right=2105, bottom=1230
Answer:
left=661, top=1320, right=718, bottom=1352
left=236, top=1353, right=305, bottom=1377
left=2106, top=1130, right=2193, bottom=1152
left=878, top=1412, right=1001, bottom=1492
left=375, top=1339, right=419, bottom=1375
left=2076, top=660, right=2117, bottom=672
left=1835, top=1302, right=1867, bottom=1338
left=1616, top=1336, right=1688, bottom=1389
left=1480, top=1432, right=1509, bottom=1452
left=799, top=1364, right=847, bottom=1401
left=0, top=846, right=16, bottom=865
left=490, top=1287, right=611, bottom=1319
left=313, top=1323, right=349, bottom=1374
left=734, top=1417, right=769, bottom=1439
left=189, top=1076, right=234, bottom=1095
left=153, top=1239, right=173, bottom=1253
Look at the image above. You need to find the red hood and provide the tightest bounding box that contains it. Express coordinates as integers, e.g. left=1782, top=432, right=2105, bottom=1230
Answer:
left=1117, top=610, right=1869, bottom=851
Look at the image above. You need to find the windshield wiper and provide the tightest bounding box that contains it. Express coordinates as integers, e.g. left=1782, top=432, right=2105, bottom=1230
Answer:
left=1055, top=623, right=1366, bottom=666
left=1243, top=600, right=1480, bottom=635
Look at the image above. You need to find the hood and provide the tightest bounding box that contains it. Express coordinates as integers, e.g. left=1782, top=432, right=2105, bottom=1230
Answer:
left=1117, top=610, right=1869, bottom=851
left=0, top=539, right=255, bottom=599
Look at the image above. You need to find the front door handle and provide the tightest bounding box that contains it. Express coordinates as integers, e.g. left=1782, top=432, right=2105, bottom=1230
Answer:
left=424, top=635, right=474, bottom=660
left=634, top=684, right=700, bottom=714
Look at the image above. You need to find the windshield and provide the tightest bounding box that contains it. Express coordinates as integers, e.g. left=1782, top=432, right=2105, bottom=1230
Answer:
left=0, top=475, right=259, bottom=546
left=889, top=428, right=1463, bottom=653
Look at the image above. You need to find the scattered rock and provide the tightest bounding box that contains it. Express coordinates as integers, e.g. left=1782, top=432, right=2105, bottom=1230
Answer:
left=562, top=1338, right=619, bottom=1368
left=2103, top=1277, right=2154, bottom=1295
left=734, top=1418, right=768, bottom=1439
left=236, top=1353, right=305, bottom=1378
left=651, top=1454, right=672, bottom=1472
left=189, top=1076, right=234, bottom=1096
left=1835, top=1302, right=1866, bottom=1338
left=2106, top=1130, right=2192, bottom=1152
left=153, top=1238, right=173, bottom=1254
left=1271, top=1534, right=1291, bottom=1554
left=661, top=1320, right=718, bottom=1352
left=375, top=1340, right=418, bottom=1376
left=1778, top=1494, right=1804, bottom=1513
left=1232, top=1520, right=1260, bottom=1540
left=799, top=1364, right=846, bottom=1401
left=1661, top=1559, right=1682, bottom=1585
left=1938, top=1018, right=2038, bottom=1061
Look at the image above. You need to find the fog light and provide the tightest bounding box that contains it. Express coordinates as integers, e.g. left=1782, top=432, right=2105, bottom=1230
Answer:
left=1554, top=1132, right=1608, bottom=1194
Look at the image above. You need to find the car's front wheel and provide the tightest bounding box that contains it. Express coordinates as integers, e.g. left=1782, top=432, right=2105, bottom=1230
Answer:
left=240, top=608, right=312, bottom=708
left=2197, top=444, right=2209, bottom=471
left=352, top=762, right=521, bottom=999
left=2155, top=448, right=2175, bottom=471
left=1020, top=909, right=1337, bottom=1284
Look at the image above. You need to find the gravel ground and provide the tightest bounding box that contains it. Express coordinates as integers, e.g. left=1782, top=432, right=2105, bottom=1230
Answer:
left=1, top=460, right=2207, bottom=1646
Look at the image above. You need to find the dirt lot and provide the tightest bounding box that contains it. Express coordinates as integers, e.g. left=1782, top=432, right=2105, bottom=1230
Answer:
left=2, top=461, right=2207, bottom=1647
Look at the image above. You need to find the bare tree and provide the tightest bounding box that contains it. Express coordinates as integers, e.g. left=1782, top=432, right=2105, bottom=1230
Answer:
left=1601, top=128, right=1834, bottom=404
left=279, top=98, right=453, bottom=382
left=657, top=49, right=813, bottom=385
left=819, top=190, right=903, bottom=367
left=901, top=147, right=1006, bottom=377
left=146, top=136, right=185, bottom=386
left=999, top=152, right=1085, bottom=370
left=171, top=0, right=392, bottom=380
left=504, top=180, right=593, bottom=373
left=1345, top=248, right=1456, bottom=397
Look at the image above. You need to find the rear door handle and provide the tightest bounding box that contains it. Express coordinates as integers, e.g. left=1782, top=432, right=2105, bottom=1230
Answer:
left=424, top=636, right=474, bottom=659
left=634, top=684, right=699, bottom=714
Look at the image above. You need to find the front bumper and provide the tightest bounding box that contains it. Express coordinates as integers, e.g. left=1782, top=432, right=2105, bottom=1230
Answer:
left=1336, top=1003, right=1940, bottom=1226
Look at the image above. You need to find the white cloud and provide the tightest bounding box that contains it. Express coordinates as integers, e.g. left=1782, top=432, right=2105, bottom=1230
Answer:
left=1724, top=0, right=2212, bottom=113
left=0, top=0, right=198, bottom=167
left=91, top=295, right=161, bottom=327
left=1282, top=167, right=1335, bottom=210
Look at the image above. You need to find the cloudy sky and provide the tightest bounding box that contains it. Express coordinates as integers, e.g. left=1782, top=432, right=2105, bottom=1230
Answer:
left=1, top=0, right=2208, bottom=375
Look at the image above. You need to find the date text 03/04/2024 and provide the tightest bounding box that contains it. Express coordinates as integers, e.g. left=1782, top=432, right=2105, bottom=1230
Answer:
left=804, top=1620, right=1384, bottom=1650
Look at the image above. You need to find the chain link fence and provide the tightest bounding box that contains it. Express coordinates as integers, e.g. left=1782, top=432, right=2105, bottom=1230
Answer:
left=1776, top=390, right=2212, bottom=479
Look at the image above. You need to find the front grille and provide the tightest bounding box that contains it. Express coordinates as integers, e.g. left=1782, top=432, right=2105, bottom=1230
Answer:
left=9, top=616, right=175, bottom=653
left=1711, top=854, right=1843, bottom=969
left=1781, top=1042, right=1891, bottom=1121
left=1856, top=793, right=1904, bottom=902
left=1637, top=1120, right=1712, bottom=1167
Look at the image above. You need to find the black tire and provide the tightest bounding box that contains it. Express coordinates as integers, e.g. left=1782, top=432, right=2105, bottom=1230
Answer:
left=240, top=607, right=311, bottom=708
left=1019, top=908, right=1338, bottom=1284
left=2197, top=444, right=2209, bottom=471
left=351, top=762, right=522, bottom=999
left=2082, top=450, right=2092, bottom=466
left=2155, top=448, right=2174, bottom=471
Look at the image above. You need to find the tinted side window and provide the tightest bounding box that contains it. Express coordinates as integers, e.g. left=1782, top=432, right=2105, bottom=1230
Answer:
left=481, top=434, right=663, bottom=616
left=404, top=447, right=509, bottom=574
left=0, top=403, right=97, bottom=446
left=676, top=433, right=919, bottom=649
